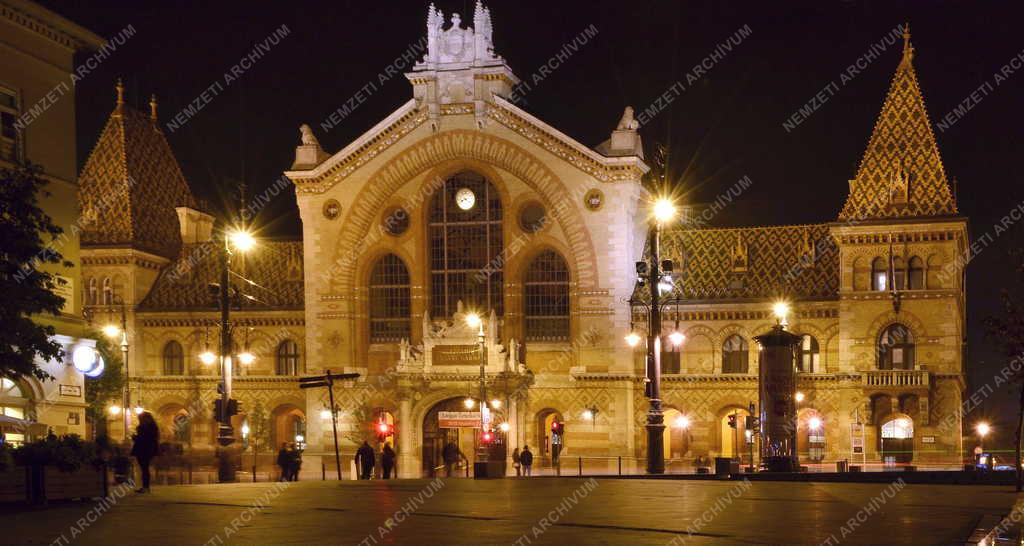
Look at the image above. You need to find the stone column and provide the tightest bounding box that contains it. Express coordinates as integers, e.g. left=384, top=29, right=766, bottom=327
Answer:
left=398, top=398, right=414, bottom=478
left=506, top=397, right=519, bottom=475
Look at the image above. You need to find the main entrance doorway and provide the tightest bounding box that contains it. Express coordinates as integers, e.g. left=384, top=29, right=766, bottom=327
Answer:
left=422, top=398, right=481, bottom=477
left=880, top=416, right=914, bottom=464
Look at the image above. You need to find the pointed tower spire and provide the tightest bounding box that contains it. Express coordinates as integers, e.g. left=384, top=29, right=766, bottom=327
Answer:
left=149, top=94, right=158, bottom=123
left=838, top=33, right=956, bottom=221
left=901, top=23, right=914, bottom=65
left=115, top=78, right=125, bottom=115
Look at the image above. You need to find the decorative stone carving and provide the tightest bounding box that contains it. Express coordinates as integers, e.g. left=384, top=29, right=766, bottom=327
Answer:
left=731, top=234, right=748, bottom=273
left=419, top=1, right=502, bottom=69
left=292, top=124, right=329, bottom=170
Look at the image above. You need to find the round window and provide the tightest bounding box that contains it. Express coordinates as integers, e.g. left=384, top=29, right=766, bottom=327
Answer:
left=519, top=202, right=547, bottom=233
left=382, top=207, right=409, bottom=236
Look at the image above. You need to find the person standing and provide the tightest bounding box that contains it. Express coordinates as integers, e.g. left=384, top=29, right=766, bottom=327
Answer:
left=442, top=442, right=463, bottom=477
left=520, top=445, right=533, bottom=477
left=131, top=412, right=160, bottom=493
left=290, top=443, right=303, bottom=481
left=356, top=441, right=375, bottom=479
left=381, top=443, right=396, bottom=479
left=512, top=447, right=521, bottom=477
left=277, top=442, right=291, bottom=481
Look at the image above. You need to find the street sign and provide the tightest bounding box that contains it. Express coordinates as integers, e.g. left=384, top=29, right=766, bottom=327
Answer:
left=299, top=381, right=328, bottom=389
left=297, top=370, right=360, bottom=480
left=439, top=411, right=482, bottom=428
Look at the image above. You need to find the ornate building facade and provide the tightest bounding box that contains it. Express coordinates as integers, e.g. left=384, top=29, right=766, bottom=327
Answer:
left=81, top=5, right=966, bottom=476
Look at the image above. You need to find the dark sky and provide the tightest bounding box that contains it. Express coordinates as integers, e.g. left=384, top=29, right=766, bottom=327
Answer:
left=44, top=1, right=1023, bottom=447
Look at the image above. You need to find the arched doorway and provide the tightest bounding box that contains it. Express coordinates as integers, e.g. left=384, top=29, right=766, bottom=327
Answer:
left=0, top=377, right=31, bottom=446
left=536, top=409, right=564, bottom=466
left=422, top=398, right=478, bottom=477
left=797, top=409, right=825, bottom=463
left=663, top=408, right=691, bottom=460
left=156, top=403, right=190, bottom=445
left=718, top=407, right=751, bottom=462
left=271, top=405, right=306, bottom=449
left=880, top=415, right=914, bottom=464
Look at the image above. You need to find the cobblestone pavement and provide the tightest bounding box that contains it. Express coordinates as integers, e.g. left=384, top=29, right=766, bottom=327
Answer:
left=1, top=477, right=1018, bottom=546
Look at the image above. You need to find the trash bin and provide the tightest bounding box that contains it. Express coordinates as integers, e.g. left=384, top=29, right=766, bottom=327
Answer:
left=715, top=457, right=739, bottom=476
left=836, top=460, right=848, bottom=473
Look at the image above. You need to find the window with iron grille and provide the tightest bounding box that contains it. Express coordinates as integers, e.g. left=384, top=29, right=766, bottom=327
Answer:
left=878, top=323, right=914, bottom=370
left=797, top=334, right=820, bottom=373
left=163, top=341, right=184, bottom=376
left=369, top=254, right=411, bottom=342
left=276, top=340, right=300, bottom=375
left=0, top=88, right=19, bottom=162
left=524, top=250, right=569, bottom=341
left=428, top=172, right=503, bottom=317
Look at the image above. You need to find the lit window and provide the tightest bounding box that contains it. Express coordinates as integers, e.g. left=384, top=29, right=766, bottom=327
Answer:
left=871, top=257, right=887, bottom=291
left=797, top=334, right=820, bottom=373
left=0, top=88, right=19, bottom=162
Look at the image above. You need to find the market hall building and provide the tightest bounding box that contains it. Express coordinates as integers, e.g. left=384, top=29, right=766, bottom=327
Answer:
left=80, top=4, right=966, bottom=476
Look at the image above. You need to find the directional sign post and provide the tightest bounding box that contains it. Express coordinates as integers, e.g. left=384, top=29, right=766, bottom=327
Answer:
left=300, top=370, right=359, bottom=480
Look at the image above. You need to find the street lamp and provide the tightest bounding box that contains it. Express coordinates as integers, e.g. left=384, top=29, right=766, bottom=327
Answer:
left=628, top=195, right=678, bottom=475
left=673, top=415, right=691, bottom=430
left=465, top=312, right=496, bottom=477
left=976, top=422, right=991, bottom=450
left=215, top=227, right=256, bottom=445
left=102, top=299, right=131, bottom=442
left=772, top=300, right=790, bottom=329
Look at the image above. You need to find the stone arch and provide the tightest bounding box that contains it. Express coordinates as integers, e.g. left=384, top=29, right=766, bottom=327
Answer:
left=331, top=130, right=599, bottom=290
left=682, top=325, right=715, bottom=374
left=864, top=310, right=927, bottom=343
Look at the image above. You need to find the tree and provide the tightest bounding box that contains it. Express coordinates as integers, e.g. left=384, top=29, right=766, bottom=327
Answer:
left=247, top=402, right=271, bottom=454
left=0, top=163, right=71, bottom=381
left=984, top=244, right=1024, bottom=492
left=83, top=329, right=126, bottom=435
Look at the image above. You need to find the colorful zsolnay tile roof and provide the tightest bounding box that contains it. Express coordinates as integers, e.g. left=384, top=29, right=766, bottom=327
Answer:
left=78, top=81, right=197, bottom=260
left=138, top=241, right=305, bottom=311
left=647, top=224, right=839, bottom=301
left=838, top=28, right=957, bottom=221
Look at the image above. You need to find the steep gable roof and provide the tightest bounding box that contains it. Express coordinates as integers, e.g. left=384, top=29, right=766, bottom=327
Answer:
left=78, top=83, right=197, bottom=260
left=838, top=28, right=957, bottom=222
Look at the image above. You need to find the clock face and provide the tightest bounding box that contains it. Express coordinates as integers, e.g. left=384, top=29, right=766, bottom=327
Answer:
left=455, top=187, right=476, bottom=210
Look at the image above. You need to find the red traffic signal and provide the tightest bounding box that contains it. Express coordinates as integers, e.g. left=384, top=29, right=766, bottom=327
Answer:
left=728, top=414, right=737, bottom=429
left=482, top=431, right=494, bottom=443
left=377, top=422, right=389, bottom=434
left=551, top=421, right=561, bottom=432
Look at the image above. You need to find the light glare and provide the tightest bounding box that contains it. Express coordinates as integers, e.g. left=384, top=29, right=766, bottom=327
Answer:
left=653, top=198, right=676, bottom=223
left=229, top=230, right=256, bottom=252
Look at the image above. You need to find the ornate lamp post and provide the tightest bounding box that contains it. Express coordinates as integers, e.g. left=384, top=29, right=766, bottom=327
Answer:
left=627, top=197, right=680, bottom=475
left=102, top=298, right=131, bottom=441
left=212, top=228, right=256, bottom=446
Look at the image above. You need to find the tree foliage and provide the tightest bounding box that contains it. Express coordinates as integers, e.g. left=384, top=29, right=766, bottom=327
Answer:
left=83, top=328, right=126, bottom=427
left=983, top=244, right=1024, bottom=492
left=0, top=163, right=71, bottom=381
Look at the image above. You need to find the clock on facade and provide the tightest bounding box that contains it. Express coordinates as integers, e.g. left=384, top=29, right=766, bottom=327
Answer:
left=455, top=187, right=476, bottom=210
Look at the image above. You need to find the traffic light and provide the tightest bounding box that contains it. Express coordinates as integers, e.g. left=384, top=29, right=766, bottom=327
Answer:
left=728, top=414, right=737, bottom=429
left=375, top=421, right=394, bottom=442
left=482, top=430, right=494, bottom=443
left=213, top=398, right=241, bottom=424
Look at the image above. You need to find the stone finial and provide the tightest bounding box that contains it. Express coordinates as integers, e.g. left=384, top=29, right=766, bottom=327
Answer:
left=149, top=94, right=158, bottom=122
left=901, top=23, right=913, bottom=64
left=115, top=78, right=124, bottom=115
left=607, top=106, right=643, bottom=157
left=617, top=106, right=639, bottom=130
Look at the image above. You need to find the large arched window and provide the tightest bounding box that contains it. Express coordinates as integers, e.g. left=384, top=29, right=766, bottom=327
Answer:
left=102, top=277, right=113, bottom=305
left=660, top=337, right=681, bottom=374
left=162, top=341, right=184, bottom=375
left=908, top=256, right=924, bottom=290
left=722, top=335, right=748, bottom=374
left=524, top=250, right=570, bottom=341
left=878, top=324, right=914, bottom=370
left=369, top=254, right=411, bottom=342
left=429, top=172, right=504, bottom=317
left=276, top=340, right=300, bottom=376
left=797, top=334, right=820, bottom=373
left=88, top=278, right=98, bottom=305
left=871, top=257, right=887, bottom=291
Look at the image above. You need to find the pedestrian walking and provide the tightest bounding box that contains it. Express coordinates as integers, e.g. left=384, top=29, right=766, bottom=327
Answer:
left=277, top=442, right=291, bottom=481
left=290, top=443, right=303, bottom=481
left=512, top=447, right=522, bottom=476
left=131, top=412, right=160, bottom=493
left=356, top=441, right=375, bottom=479
left=381, top=443, right=396, bottom=479
left=520, top=445, right=533, bottom=476
left=442, top=442, right=464, bottom=477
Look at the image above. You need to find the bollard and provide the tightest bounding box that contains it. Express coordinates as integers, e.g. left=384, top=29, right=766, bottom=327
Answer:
left=252, top=465, right=257, bottom=483
left=618, top=456, right=622, bottom=476
left=188, top=462, right=193, bottom=485
left=578, top=457, right=582, bottom=477
left=322, top=462, right=326, bottom=481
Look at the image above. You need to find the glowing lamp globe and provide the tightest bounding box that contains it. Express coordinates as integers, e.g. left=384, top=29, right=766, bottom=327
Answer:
left=795, top=391, right=805, bottom=403
left=490, top=399, right=502, bottom=409
left=102, top=325, right=121, bottom=338
left=653, top=198, right=676, bottom=223
left=673, top=415, right=691, bottom=429
left=624, top=332, right=642, bottom=347
left=772, top=301, right=791, bottom=322
left=463, top=397, right=475, bottom=409
left=199, top=351, right=217, bottom=365
left=320, top=409, right=332, bottom=421
left=977, top=423, right=991, bottom=437
left=465, top=313, right=481, bottom=329
left=229, top=230, right=256, bottom=252
left=108, top=405, right=122, bottom=416
left=238, top=352, right=256, bottom=365
left=499, top=422, right=510, bottom=432
left=808, top=416, right=823, bottom=431
left=668, top=331, right=685, bottom=347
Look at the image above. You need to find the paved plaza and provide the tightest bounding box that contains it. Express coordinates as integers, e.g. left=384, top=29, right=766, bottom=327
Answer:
left=1, top=477, right=1019, bottom=546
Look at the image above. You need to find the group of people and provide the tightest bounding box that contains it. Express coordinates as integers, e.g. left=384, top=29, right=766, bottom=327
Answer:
left=276, top=442, right=304, bottom=481
left=355, top=441, right=397, bottom=479
left=512, top=445, right=534, bottom=476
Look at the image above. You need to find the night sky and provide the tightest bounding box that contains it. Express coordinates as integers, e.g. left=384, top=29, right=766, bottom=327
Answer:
left=43, top=1, right=1022, bottom=447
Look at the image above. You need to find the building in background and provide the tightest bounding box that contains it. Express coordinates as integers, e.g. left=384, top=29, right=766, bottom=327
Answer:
left=0, top=0, right=105, bottom=442
left=80, top=4, right=966, bottom=475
